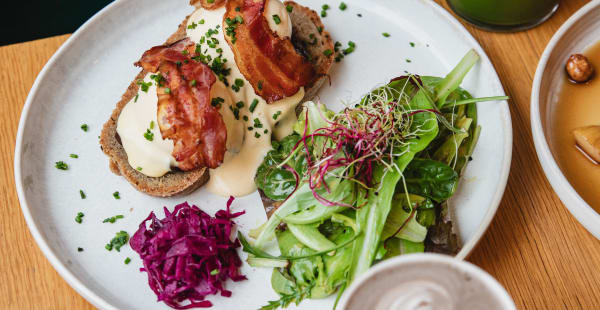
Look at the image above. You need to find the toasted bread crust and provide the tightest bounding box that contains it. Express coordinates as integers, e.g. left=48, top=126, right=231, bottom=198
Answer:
left=100, top=1, right=334, bottom=197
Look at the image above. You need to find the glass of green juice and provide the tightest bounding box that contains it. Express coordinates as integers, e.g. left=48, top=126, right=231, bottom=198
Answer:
left=447, top=0, right=559, bottom=32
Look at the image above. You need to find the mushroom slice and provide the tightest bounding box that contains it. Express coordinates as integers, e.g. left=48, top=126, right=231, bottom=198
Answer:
left=573, top=125, right=600, bottom=163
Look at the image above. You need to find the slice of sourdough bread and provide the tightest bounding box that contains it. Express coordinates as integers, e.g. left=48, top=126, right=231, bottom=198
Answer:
left=100, top=1, right=334, bottom=197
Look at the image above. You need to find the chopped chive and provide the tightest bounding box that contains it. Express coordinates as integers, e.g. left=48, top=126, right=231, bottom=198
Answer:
left=75, top=212, right=84, bottom=224
left=124, top=257, right=131, bottom=264
left=272, top=15, right=281, bottom=25
left=150, top=121, right=155, bottom=129
left=79, top=190, right=86, bottom=199
left=323, top=49, right=333, bottom=56
left=249, top=99, right=259, bottom=112
left=235, top=7, right=240, bottom=12
left=243, top=115, right=248, bottom=121
left=55, top=161, right=68, bottom=170
left=105, top=231, right=129, bottom=252
left=248, top=126, right=253, bottom=131
left=143, top=129, right=154, bottom=141
left=257, top=81, right=263, bottom=91
left=409, top=42, right=415, bottom=47
left=136, top=167, right=143, bottom=171
left=164, top=88, right=171, bottom=94
left=134, top=94, right=139, bottom=102
left=317, top=26, right=323, bottom=33
left=236, top=101, right=244, bottom=108
left=207, top=0, right=215, bottom=3
left=211, top=97, right=224, bottom=108
left=264, top=129, right=268, bottom=134
left=199, top=19, right=205, bottom=24
left=187, top=22, right=197, bottom=30
left=235, top=15, right=244, bottom=24
left=339, top=2, right=347, bottom=10
left=321, top=10, right=327, bottom=17
left=69, top=154, right=78, bottom=158
left=272, top=111, right=281, bottom=120
left=80, top=124, right=88, bottom=132
left=103, top=215, right=124, bottom=224
left=322, top=4, right=330, bottom=10
left=382, top=32, right=390, bottom=37
left=77, top=247, right=84, bottom=252
left=253, top=118, right=263, bottom=128
left=254, top=132, right=261, bottom=138
left=113, top=191, right=120, bottom=199
left=137, top=80, right=152, bottom=92
left=286, top=5, right=293, bottom=12
left=210, top=269, right=219, bottom=275
left=406, top=59, right=412, bottom=63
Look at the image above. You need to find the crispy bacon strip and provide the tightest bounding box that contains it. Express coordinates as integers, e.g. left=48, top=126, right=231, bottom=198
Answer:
left=224, top=0, right=317, bottom=103
left=136, top=38, right=227, bottom=170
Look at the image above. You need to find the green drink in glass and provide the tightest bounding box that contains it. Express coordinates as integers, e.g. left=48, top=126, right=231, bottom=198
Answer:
left=447, top=0, right=559, bottom=31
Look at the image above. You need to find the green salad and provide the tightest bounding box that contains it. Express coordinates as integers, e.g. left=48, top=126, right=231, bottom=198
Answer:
left=241, top=49, right=507, bottom=309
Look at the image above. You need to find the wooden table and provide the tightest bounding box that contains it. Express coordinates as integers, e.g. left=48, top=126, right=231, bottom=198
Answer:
left=1, top=0, right=599, bottom=309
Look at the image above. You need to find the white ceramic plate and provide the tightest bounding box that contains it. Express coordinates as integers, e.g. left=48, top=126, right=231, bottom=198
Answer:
left=15, top=0, right=511, bottom=309
left=531, top=1, right=600, bottom=239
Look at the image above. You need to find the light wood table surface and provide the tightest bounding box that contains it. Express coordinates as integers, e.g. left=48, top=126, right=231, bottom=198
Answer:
left=2, top=0, right=599, bottom=309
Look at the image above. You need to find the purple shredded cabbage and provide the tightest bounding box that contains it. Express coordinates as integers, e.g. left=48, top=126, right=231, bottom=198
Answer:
left=130, top=197, right=247, bottom=309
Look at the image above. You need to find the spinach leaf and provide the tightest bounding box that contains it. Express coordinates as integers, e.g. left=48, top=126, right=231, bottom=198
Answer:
left=403, top=158, right=458, bottom=202
left=255, top=134, right=305, bottom=201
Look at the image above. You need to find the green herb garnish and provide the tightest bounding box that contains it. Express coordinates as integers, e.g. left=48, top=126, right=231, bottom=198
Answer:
left=137, top=79, right=152, bottom=92
left=339, top=2, right=347, bottom=10
left=272, top=15, right=281, bottom=25
left=382, top=32, right=391, bottom=37
left=69, top=154, right=78, bottom=158
left=79, top=190, right=86, bottom=199
left=255, top=132, right=261, bottom=138
left=257, top=81, right=263, bottom=91
left=113, top=191, right=120, bottom=199
left=150, top=120, right=155, bottom=129
left=187, top=22, right=197, bottom=29
left=103, top=215, right=124, bottom=224
left=77, top=247, right=84, bottom=252
left=249, top=98, right=259, bottom=112
left=136, top=167, right=143, bottom=171
left=286, top=4, right=293, bottom=12
left=232, top=78, right=244, bottom=92
left=105, top=231, right=129, bottom=252
left=124, top=257, right=131, bottom=264
left=75, top=212, right=84, bottom=224
left=80, top=124, right=88, bottom=132
left=144, top=129, right=154, bottom=141
left=410, top=42, right=415, bottom=47
left=134, top=94, right=139, bottom=102
left=211, top=97, right=225, bottom=108
left=323, top=49, right=333, bottom=56
left=253, top=118, right=263, bottom=128
left=55, top=161, right=68, bottom=170
left=273, top=111, right=281, bottom=120
left=199, top=19, right=205, bottom=24
left=210, top=269, right=219, bottom=275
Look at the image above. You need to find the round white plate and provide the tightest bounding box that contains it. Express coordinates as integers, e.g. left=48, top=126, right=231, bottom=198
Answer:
left=15, top=0, right=511, bottom=309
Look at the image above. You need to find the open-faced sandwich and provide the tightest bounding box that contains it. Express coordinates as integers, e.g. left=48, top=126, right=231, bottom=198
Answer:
left=100, top=0, right=334, bottom=197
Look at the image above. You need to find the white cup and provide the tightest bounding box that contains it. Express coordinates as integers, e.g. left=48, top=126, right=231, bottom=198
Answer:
left=337, top=254, right=516, bottom=310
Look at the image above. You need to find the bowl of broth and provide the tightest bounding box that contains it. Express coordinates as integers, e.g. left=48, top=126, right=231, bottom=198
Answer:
left=532, top=1, right=600, bottom=239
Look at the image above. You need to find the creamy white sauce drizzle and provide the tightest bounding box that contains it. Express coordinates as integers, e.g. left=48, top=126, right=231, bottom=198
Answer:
left=116, top=73, right=176, bottom=177
left=264, top=0, right=293, bottom=38
left=117, top=2, right=300, bottom=197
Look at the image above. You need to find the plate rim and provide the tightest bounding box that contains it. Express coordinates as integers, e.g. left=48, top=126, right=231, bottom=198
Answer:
left=14, top=0, right=512, bottom=308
